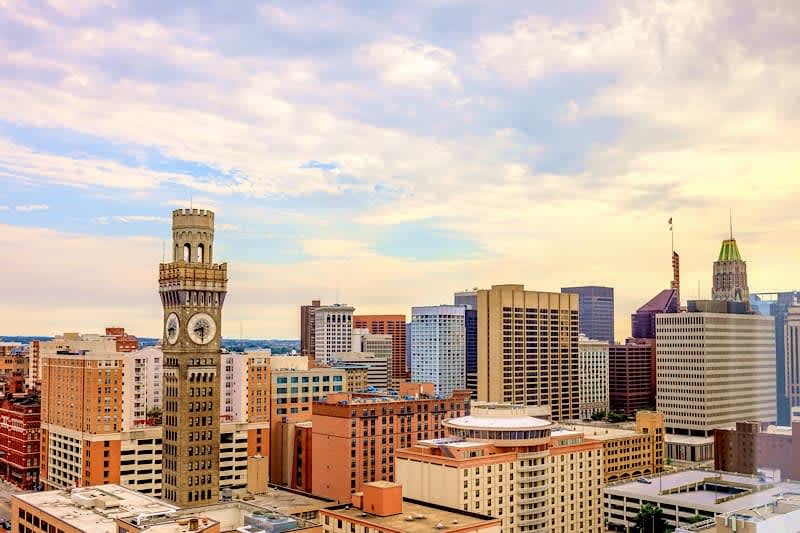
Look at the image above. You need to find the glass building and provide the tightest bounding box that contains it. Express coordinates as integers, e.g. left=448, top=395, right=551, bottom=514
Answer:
left=562, top=285, right=615, bottom=342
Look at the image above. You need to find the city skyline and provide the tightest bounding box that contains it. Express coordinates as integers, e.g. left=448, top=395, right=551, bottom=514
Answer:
left=1, top=0, right=799, bottom=340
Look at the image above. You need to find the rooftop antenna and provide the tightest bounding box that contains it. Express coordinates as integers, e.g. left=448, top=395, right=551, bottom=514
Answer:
left=729, top=208, right=733, bottom=240
left=190, top=195, right=193, bottom=210
left=162, top=241, right=166, bottom=262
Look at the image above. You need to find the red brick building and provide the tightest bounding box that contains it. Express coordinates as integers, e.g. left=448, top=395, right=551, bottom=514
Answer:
left=353, top=315, right=407, bottom=382
left=311, top=385, right=470, bottom=502
left=609, top=338, right=656, bottom=415
left=0, top=396, right=40, bottom=489
left=715, top=421, right=800, bottom=480
left=104, top=327, right=139, bottom=352
left=291, top=421, right=313, bottom=493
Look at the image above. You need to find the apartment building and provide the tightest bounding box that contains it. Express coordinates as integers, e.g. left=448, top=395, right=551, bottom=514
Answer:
left=656, top=305, right=776, bottom=436
left=320, top=481, right=501, bottom=533
left=314, top=305, right=354, bottom=366
left=410, top=305, right=466, bottom=398
left=396, top=403, right=604, bottom=533
left=565, top=411, right=665, bottom=482
left=353, top=315, right=407, bottom=383
left=311, top=385, right=470, bottom=502
left=578, top=334, right=609, bottom=419
left=477, top=284, right=580, bottom=421
left=0, top=396, right=40, bottom=489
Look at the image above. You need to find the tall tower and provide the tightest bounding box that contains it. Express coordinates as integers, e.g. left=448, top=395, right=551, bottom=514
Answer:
left=671, top=251, right=680, bottom=307
left=712, top=226, right=749, bottom=307
left=159, top=209, right=227, bottom=507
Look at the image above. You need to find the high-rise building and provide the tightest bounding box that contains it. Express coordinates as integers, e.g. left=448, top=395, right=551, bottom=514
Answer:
left=353, top=315, right=407, bottom=383
left=751, top=291, right=800, bottom=425
left=410, top=305, right=466, bottom=397
left=454, top=291, right=478, bottom=399
left=396, top=403, right=604, bottom=533
left=786, top=306, right=800, bottom=420
left=477, top=284, right=580, bottom=421
left=561, top=285, right=614, bottom=342
left=314, top=305, right=354, bottom=366
left=656, top=306, right=775, bottom=437
left=578, top=334, right=609, bottom=419
left=300, top=299, right=321, bottom=357
left=331, top=352, right=390, bottom=390
left=311, top=386, right=469, bottom=502
left=160, top=208, right=227, bottom=507
left=712, top=233, right=750, bottom=308
left=608, top=338, right=657, bottom=415
left=631, top=289, right=679, bottom=339
left=454, top=289, right=477, bottom=308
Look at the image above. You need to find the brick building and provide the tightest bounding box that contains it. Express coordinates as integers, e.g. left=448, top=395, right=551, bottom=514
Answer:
left=353, top=315, right=407, bottom=383
left=0, top=396, right=40, bottom=489
left=311, top=385, right=470, bottom=502
left=715, top=421, right=800, bottom=480
left=609, top=338, right=656, bottom=415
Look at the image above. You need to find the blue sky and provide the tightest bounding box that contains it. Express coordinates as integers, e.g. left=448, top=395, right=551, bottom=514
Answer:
left=1, top=0, right=799, bottom=338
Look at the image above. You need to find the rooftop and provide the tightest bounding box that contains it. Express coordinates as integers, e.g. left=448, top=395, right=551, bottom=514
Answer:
left=325, top=499, right=499, bottom=532
left=242, top=485, right=336, bottom=515
left=563, top=423, right=640, bottom=440
left=637, top=288, right=679, bottom=313
left=718, top=238, right=743, bottom=262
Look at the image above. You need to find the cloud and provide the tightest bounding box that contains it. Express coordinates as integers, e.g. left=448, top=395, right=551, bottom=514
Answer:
left=15, top=204, right=49, bottom=212
left=0, top=205, right=9, bottom=211
left=361, top=37, right=460, bottom=89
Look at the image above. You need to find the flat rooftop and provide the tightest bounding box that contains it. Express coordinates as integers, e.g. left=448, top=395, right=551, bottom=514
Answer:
left=15, top=485, right=177, bottom=533
left=564, top=423, right=640, bottom=440
left=664, top=434, right=715, bottom=445
left=327, top=499, right=498, bottom=532
left=244, top=486, right=336, bottom=514
left=606, top=470, right=800, bottom=514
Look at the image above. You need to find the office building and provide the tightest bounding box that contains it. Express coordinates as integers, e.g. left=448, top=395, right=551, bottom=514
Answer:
left=353, top=315, right=407, bottom=383
left=396, top=402, right=604, bottom=533
left=562, top=285, right=615, bottom=342
left=314, top=305, right=354, bottom=366
left=330, top=352, right=390, bottom=390
left=0, top=396, right=40, bottom=489
left=301, top=299, right=321, bottom=357
left=712, top=233, right=750, bottom=308
left=631, top=289, right=679, bottom=339
left=159, top=208, right=227, bottom=507
left=477, top=284, right=580, bottom=421
left=410, top=305, right=466, bottom=397
left=578, top=334, right=609, bottom=419
left=714, top=420, right=800, bottom=481
left=656, top=307, right=776, bottom=437
left=609, top=338, right=656, bottom=415
left=455, top=289, right=479, bottom=399
left=454, top=289, right=478, bottom=308
left=785, top=305, right=800, bottom=424
left=565, top=411, right=664, bottom=482
left=311, top=385, right=470, bottom=502
left=320, top=481, right=501, bottom=533
left=605, top=470, right=800, bottom=531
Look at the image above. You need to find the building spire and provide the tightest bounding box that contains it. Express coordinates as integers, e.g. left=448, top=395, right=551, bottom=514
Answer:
left=729, top=208, right=733, bottom=240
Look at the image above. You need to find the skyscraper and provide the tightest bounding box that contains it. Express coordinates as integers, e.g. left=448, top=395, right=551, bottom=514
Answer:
left=786, top=306, right=800, bottom=420
left=300, top=299, right=321, bottom=357
left=314, top=304, right=354, bottom=366
left=410, top=305, right=466, bottom=397
left=631, top=289, right=679, bottom=339
left=160, top=208, right=227, bottom=507
left=477, top=284, right=580, bottom=421
left=561, top=286, right=614, bottom=342
left=454, top=290, right=478, bottom=399
left=712, top=232, right=750, bottom=308
left=352, top=315, right=407, bottom=383
left=578, top=334, right=609, bottom=419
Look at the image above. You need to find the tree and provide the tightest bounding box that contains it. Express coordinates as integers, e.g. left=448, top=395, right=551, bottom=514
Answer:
left=633, top=503, right=668, bottom=533
left=607, top=411, right=628, bottom=423
left=591, top=410, right=606, bottom=421
left=684, top=514, right=707, bottom=525
left=147, top=406, right=163, bottom=425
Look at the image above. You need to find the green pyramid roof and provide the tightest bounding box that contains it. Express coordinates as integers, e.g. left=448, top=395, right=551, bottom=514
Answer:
left=718, top=239, right=742, bottom=261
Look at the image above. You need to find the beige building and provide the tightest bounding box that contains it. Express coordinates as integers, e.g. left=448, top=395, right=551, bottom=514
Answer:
left=477, top=285, right=580, bottom=421
left=578, top=334, right=609, bottom=419
left=786, top=306, right=800, bottom=415
left=396, top=403, right=603, bottom=533
left=330, top=352, right=390, bottom=390
left=656, top=310, right=776, bottom=437
left=565, top=411, right=665, bottom=482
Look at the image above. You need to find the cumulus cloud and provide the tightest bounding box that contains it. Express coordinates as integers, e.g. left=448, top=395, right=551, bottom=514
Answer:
left=362, top=37, right=460, bottom=89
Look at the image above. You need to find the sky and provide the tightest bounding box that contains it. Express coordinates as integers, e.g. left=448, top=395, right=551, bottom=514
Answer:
left=1, top=0, right=799, bottom=340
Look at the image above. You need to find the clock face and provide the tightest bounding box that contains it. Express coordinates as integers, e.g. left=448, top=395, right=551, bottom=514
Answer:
left=165, top=313, right=180, bottom=345
left=187, top=312, right=217, bottom=345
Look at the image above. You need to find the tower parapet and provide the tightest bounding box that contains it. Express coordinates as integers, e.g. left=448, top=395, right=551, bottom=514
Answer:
left=171, top=209, right=215, bottom=264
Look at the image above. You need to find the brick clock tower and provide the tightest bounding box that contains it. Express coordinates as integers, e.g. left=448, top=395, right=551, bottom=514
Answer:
left=159, top=209, right=227, bottom=507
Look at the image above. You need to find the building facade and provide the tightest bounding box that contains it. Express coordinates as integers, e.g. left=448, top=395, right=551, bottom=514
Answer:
left=0, top=396, right=40, bottom=489
left=712, top=237, right=750, bottom=308
left=353, top=315, right=407, bottom=383
left=477, top=285, right=580, bottom=421
left=311, top=387, right=470, bottom=502
left=159, top=208, right=227, bottom=507
left=785, top=306, right=800, bottom=422
left=396, top=403, right=604, bottom=533
left=656, top=309, right=776, bottom=437
left=608, top=338, right=656, bottom=415
left=314, top=305, right=354, bottom=366
left=410, top=305, right=466, bottom=397
left=331, top=353, right=390, bottom=390
left=714, top=421, right=800, bottom=481
left=562, top=285, right=615, bottom=342
left=578, top=335, right=609, bottom=419
left=631, top=289, right=679, bottom=340
left=301, top=300, right=321, bottom=357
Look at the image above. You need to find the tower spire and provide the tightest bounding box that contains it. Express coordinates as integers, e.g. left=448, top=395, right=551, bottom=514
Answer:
left=729, top=208, right=733, bottom=240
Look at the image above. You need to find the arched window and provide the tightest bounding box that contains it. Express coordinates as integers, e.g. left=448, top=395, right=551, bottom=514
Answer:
left=183, top=243, right=191, bottom=262
left=197, top=243, right=205, bottom=263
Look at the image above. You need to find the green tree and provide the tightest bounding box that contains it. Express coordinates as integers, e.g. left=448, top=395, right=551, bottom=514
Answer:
left=684, top=514, right=707, bottom=524
left=591, top=410, right=606, bottom=421
left=633, top=503, right=668, bottom=533
left=607, top=411, right=628, bottom=423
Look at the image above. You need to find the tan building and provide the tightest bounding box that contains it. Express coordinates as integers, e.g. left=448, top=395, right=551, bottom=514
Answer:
left=578, top=334, right=609, bottom=419
left=477, top=284, right=580, bottom=421
left=340, top=365, right=368, bottom=391
left=565, top=410, right=665, bottom=482
left=320, top=481, right=501, bottom=533
left=396, top=403, right=604, bottom=533
left=330, top=351, right=390, bottom=390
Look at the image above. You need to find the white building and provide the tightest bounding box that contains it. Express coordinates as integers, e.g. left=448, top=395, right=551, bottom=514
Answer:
left=656, top=309, right=776, bottom=437
left=313, top=305, right=354, bottom=365
left=578, top=334, right=609, bottom=419
left=410, top=305, right=465, bottom=397
left=122, top=346, right=162, bottom=431
left=330, top=352, right=390, bottom=390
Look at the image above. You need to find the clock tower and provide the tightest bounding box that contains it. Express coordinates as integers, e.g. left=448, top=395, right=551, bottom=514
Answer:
left=159, top=208, right=227, bottom=507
